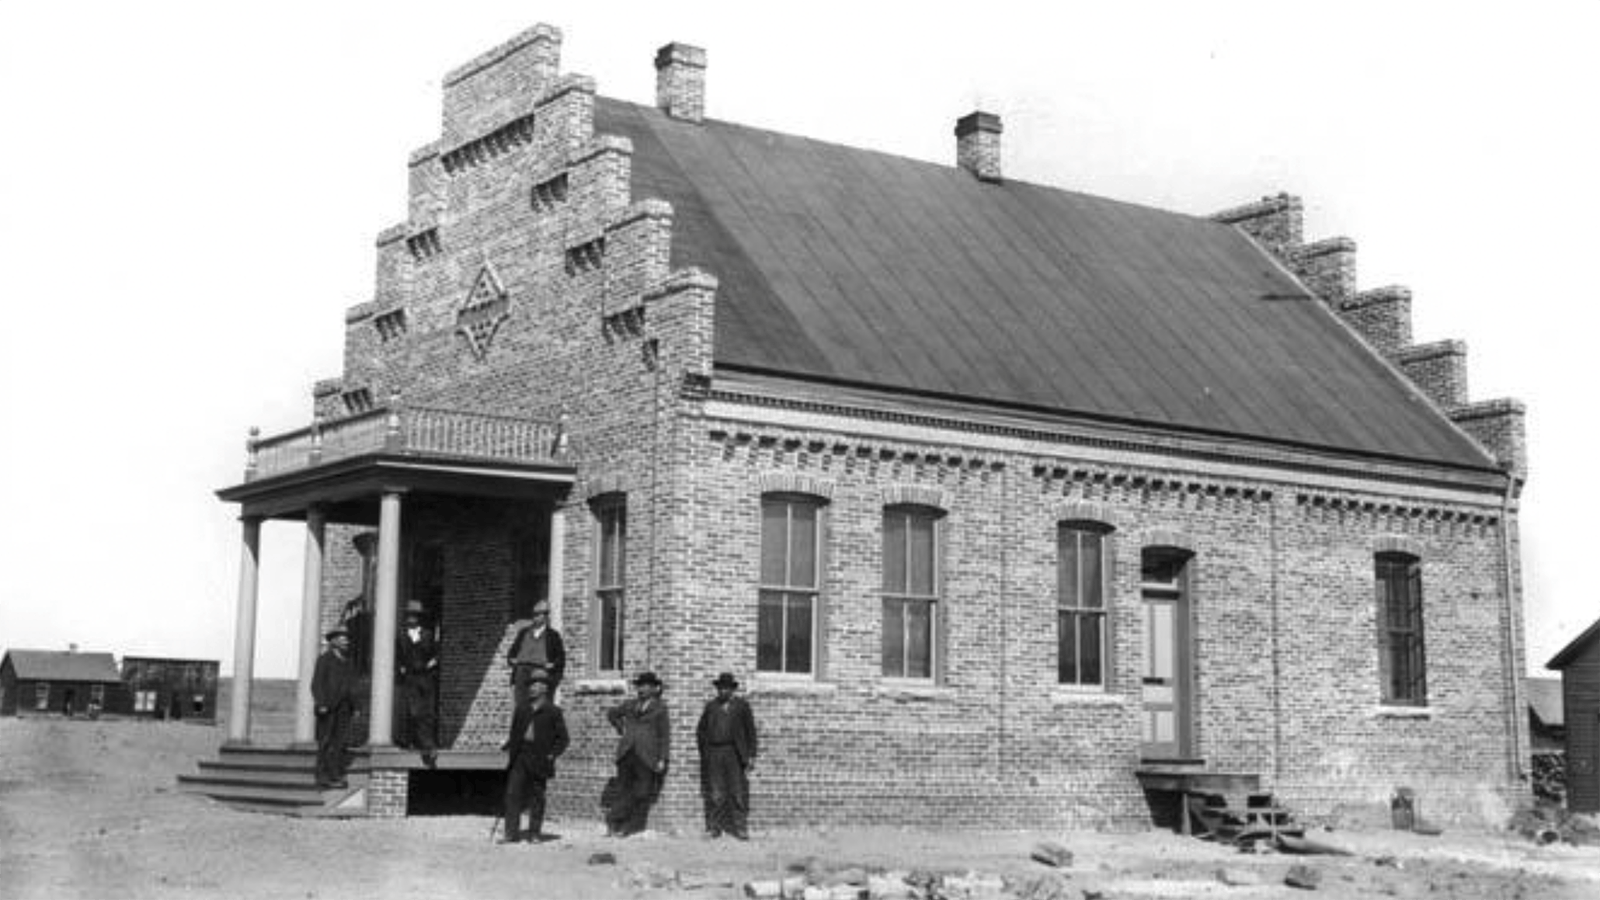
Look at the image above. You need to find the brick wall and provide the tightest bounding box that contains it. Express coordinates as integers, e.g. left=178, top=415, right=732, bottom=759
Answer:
left=297, top=23, right=1529, bottom=830
left=1393, top=340, right=1469, bottom=408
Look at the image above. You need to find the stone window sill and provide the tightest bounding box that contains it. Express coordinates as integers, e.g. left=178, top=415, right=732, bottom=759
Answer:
left=571, top=678, right=627, bottom=695
left=1372, top=705, right=1434, bottom=719
left=749, top=675, right=838, bottom=696
left=874, top=680, right=954, bottom=702
left=1051, top=688, right=1127, bottom=707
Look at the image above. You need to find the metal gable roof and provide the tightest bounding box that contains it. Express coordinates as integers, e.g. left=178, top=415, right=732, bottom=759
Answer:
left=596, top=99, right=1496, bottom=469
left=3, top=649, right=121, bottom=682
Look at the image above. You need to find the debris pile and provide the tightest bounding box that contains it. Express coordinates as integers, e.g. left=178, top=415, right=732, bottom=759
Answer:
left=1508, top=804, right=1600, bottom=846
left=740, top=847, right=1097, bottom=900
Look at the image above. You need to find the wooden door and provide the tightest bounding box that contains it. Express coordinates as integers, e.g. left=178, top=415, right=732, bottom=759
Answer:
left=1141, top=550, right=1191, bottom=759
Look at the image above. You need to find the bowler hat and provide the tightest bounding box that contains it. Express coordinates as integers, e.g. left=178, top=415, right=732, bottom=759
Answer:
left=711, top=672, right=739, bottom=690
left=632, top=671, right=663, bottom=688
left=404, top=600, right=425, bottom=620
left=324, top=627, right=350, bottom=641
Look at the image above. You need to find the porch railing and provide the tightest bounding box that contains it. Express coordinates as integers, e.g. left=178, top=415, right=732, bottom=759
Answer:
left=244, top=405, right=566, bottom=481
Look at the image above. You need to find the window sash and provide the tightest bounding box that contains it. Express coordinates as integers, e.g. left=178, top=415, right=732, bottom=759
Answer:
left=883, top=595, right=934, bottom=678
left=1058, top=525, right=1110, bottom=685
left=597, top=588, right=625, bottom=672
left=597, top=505, right=625, bottom=590
left=1058, top=608, right=1106, bottom=685
left=1377, top=555, right=1427, bottom=705
left=34, top=683, right=48, bottom=710
left=595, top=502, right=626, bottom=672
left=758, top=497, right=822, bottom=674
left=757, top=589, right=815, bottom=673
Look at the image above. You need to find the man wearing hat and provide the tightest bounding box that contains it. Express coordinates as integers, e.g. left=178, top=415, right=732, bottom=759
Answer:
left=311, top=627, right=359, bottom=789
left=604, top=671, right=670, bottom=836
left=394, top=601, right=439, bottom=767
left=696, top=672, right=758, bottom=839
left=501, top=671, right=569, bottom=843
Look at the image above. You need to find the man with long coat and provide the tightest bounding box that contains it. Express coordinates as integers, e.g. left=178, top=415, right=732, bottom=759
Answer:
left=311, top=628, right=359, bottom=789
left=696, top=672, right=758, bottom=839
left=501, top=672, right=569, bottom=843
left=605, top=671, right=670, bottom=837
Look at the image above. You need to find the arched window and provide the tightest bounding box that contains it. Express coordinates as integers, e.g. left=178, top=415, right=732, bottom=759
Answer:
left=1376, top=552, right=1427, bottom=705
left=882, top=505, right=943, bottom=679
left=758, top=494, right=825, bottom=674
left=592, top=496, right=627, bottom=673
left=1059, top=522, right=1113, bottom=686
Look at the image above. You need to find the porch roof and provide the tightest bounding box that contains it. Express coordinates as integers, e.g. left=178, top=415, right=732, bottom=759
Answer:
left=216, top=453, right=574, bottom=521
left=216, top=404, right=574, bottom=520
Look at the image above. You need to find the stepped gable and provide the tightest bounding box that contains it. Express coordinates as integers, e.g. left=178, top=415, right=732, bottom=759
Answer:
left=594, top=98, right=1496, bottom=471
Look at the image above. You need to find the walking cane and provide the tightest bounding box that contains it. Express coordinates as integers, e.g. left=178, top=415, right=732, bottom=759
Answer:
left=488, top=817, right=500, bottom=843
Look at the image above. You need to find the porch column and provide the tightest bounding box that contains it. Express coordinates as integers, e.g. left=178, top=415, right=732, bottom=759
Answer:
left=227, top=516, right=262, bottom=744
left=547, top=504, right=566, bottom=632
left=368, top=489, right=403, bottom=746
left=293, top=506, right=326, bottom=746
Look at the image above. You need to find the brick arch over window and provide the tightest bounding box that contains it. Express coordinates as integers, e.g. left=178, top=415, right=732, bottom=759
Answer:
left=583, top=472, right=632, bottom=500
left=1057, top=500, right=1118, bottom=529
left=756, top=471, right=835, bottom=500
left=882, top=484, right=946, bottom=510
left=1140, top=528, right=1196, bottom=554
left=1373, top=534, right=1423, bottom=558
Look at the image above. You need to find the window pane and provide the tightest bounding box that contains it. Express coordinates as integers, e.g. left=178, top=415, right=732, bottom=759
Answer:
left=1059, top=530, right=1079, bottom=607
left=785, top=593, right=813, bottom=673
left=1081, top=532, right=1103, bottom=609
left=883, top=513, right=906, bottom=593
left=1058, top=612, right=1078, bottom=683
left=757, top=590, right=785, bottom=671
left=1078, top=612, right=1103, bottom=685
left=790, top=504, right=817, bottom=588
left=906, top=599, right=932, bottom=678
left=761, top=501, right=788, bottom=586
left=882, top=597, right=905, bottom=677
left=599, top=592, right=621, bottom=670
left=908, top=515, right=935, bottom=596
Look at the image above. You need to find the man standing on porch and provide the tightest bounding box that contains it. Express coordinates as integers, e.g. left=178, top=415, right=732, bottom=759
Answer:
left=312, top=628, right=358, bottom=789
left=507, top=600, right=565, bottom=703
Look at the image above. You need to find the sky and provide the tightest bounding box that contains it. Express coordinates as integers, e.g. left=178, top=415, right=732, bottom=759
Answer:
left=0, top=1, right=1594, bottom=679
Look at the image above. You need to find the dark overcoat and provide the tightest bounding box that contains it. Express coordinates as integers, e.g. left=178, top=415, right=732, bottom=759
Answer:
left=607, top=696, right=670, bottom=769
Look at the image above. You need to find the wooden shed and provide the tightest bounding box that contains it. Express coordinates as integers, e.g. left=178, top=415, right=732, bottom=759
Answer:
left=0, top=649, right=126, bottom=717
left=121, top=656, right=220, bottom=722
left=1548, top=619, right=1600, bottom=813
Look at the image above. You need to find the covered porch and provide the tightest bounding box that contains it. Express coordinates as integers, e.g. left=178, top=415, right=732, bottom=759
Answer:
left=212, top=402, right=575, bottom=786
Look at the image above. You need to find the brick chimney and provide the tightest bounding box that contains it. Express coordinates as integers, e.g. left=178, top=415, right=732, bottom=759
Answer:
left=955, top=111, right=1003, bottom=182
left=655, top=42, right=706, bottom=122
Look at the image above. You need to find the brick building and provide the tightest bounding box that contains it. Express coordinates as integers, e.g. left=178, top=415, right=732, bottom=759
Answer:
left=208, top=24, right=1529, bottom=826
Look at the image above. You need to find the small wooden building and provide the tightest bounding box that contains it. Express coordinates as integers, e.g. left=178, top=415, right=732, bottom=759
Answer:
left=0, top=649, right=125, bottom=717
left=121, top=657, right=220, bottom=722
left=1548, top=620, right=1600, bottom=812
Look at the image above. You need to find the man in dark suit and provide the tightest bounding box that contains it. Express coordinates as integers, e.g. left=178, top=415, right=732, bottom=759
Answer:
left=696, top=671, right=758, bottom=840
left=605, top=671, right=670, bottom=836
left=501, top=671, right=569, bottom=844
left=311, top=628, right=358, bottom=789
left=395, top=601, right=439, bottom=766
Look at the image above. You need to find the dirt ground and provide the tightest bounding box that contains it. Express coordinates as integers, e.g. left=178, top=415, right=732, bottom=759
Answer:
left=3, top=717, right=1599, bottom=900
